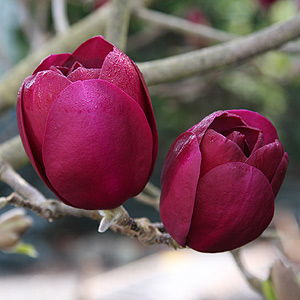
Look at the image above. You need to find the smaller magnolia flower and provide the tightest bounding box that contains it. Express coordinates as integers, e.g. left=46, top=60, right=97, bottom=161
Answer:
left=160, top=110, right=288, bottom=253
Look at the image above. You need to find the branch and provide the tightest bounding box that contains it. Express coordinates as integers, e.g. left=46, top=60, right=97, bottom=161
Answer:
left=105, top=0, right=132, bottom=51
left=0, top=3, right=111, bottom=112
left=0, top=136, right=28, bottom=170
left=134, top=7, right=235, bottom=43
left=231, top=249, right=264, bottom=295
left=138, top=12, right=300, bottom=85
left=0, top=162, right=178, bottom=249
left=51, top=0, right=70, bottom=34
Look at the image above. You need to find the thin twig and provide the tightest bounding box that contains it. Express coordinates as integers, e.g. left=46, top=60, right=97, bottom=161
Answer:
left=231, top=249, right=264, bottom=295
left=134, top=7, right=235, bottom=43
left=138, top=12, right=300, bottom=85
left=51, top=0, right=70, bottom=34
left=0, top=161, right=46, bottom=205
left=0, top=162, right=178, bottom=249
left=0, top=136, right=28, bottom=170
left=105, top=0, right=132, bottom=51
left=0, top=3, right=111, bottom=112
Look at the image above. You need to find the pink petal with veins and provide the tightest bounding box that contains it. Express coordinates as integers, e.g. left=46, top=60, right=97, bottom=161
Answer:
left=42, top=79, right=153, bottom=209
left=160, top=132, right=201, bottom=246
left=186, top=162, right=274, bottom=252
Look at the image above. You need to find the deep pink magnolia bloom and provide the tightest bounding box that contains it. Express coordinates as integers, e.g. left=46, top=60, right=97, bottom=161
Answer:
left=17, top=36, right=158, bottom=210
left=160, top=110, right=288, bottom=253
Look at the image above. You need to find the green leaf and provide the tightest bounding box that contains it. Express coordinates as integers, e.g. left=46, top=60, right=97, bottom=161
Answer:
left=262, top=279, right=277, bottom=300
left=14, top=243, right=39, bottom=258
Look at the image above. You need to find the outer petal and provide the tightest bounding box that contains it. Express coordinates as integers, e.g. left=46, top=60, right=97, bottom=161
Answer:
left=189, top=111, right=246, bottom=144
left=246, top=139, right=284, bottom=182
left=132, top=61, right=158, bottom=178
left=17, top=78, right=73, bottom=206
left=33, top=53, right=71, bottom=74
left=64, top=36, right=113, bottom=68
left=21, top=70, right=71, bottom=165
left=271, top=152, right=289, bottom=197
left=42, top=79, right=153, bottom=210
left=200, top=129, right=246, bottom=177
left=228, top=109, right=278, bottom=144
left=186, top=162, right=274, bottom=253
left=100, top=48, right=158, bottom=176
left=160, top=132, right=201, bottom=246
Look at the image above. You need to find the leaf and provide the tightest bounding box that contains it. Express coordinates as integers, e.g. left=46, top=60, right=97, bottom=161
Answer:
left=14, top=243, right=38, bottom=258
left=262, top=278, right=277, bottom=300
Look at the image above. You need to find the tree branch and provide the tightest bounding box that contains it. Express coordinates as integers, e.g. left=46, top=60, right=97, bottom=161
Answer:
left=0, top=162, right=178, bottom=249
left=231, top=249, right=264, bottom=295
left=138, top=12, right=300, bottom=85
left=105, top=0, right=132, bottom=51
left=51, top=0, right=70, bottom=34
left=0, top=136, right=28, bottom=170
left=0, top=3, right=111, bottom=112
left=134, top=7, right=235, bottom=43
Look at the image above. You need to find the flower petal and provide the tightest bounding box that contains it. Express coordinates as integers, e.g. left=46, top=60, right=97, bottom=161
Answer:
left=271, top=152, right=289, bottom=197
left=189, top=111, right=245, bottom=144
left=186, top=162, right=274, bottom=253
left=33, top=53, right=71, bottom=74
left=160, top=132, right=201, bottom=246
left=67, top=67, right=101, bottom=82
left=200, top=129, right=246, bottom=177
left=42, top=79, right=153, bottom=210
left=228, top=109, right=278, bottom=144
left=21, top=70, right=71, bottom=166
left=64, top=36, right=113, bottom=68
left=246, top=139, right=284, bottom=182
left=100, top=47, right=158, bottom=176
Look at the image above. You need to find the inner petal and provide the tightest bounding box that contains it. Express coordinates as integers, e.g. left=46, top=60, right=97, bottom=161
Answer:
left=67, top=66, right=101, bottom=82
left=200, top=129, right=247, bottom=177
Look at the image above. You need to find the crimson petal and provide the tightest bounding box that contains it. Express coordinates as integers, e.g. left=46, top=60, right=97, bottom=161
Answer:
left=42, top=79, right=153, bottom=210
left=160, top=132, right=201, bottom=246
left=64, top=36, right=113, bottom=68
left=271, top=152, right=289, bottom=197
left=186, top=162, right=274, bottom=253
left=21, top=70, right=71, bottom=166
left=200, top=129, right=246, bottom=177
left=33, top=53, right=71, bottom=74
left=229, top=109, right=278, bottom=144
left=246, top=139, right=284, bottom=182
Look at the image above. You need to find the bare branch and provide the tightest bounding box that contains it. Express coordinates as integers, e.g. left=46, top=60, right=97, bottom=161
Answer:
left=0, top=162, right=46, bottom=204
left=138, top=12, right=300, bottom=85
left=134, top=7, right=235, bottom=43
left=51, top=0, right=70, bottom=34
left=0, top=3, right=111, bottom=112
left=231, top=249, right=264, bottom=295
left=0, top=162, right=177, bottom=249
left=0, top=136, right=28, bottom=170
left=105, top=0, right=132, bottom=51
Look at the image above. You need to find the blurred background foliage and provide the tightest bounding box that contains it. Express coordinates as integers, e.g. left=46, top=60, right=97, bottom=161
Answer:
left=0, top=0, right=299, bottom=279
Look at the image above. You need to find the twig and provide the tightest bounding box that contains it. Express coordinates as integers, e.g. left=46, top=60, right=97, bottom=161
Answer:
left=0, top=162, right=178, bottom=249
left=231, top=249, right=264, bottom=295
left=105, top=0, right=132, bottom=51
left=0, top=161, right=45, bottom=205
left=51, top=0, right=70, bottom=34
left=0, top=136, right=28, bottom=170
left=138, top=12, right=300, bottom=85
left=134, top=7, right=235, bottom=44
left=0, top=3, right=111, bottom=112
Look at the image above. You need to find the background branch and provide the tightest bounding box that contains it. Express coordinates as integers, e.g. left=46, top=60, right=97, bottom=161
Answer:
left=138, top=12, right=300, bottom=85
left=105, top=0, right=132, bottom=51
left=51, top=0, right=70, bottom=34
